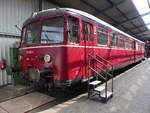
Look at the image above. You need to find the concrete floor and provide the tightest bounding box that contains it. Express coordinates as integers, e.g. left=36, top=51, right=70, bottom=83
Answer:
left=0, top=85, right=33, bottom=103
left=31, top=59, right=150, bottom=113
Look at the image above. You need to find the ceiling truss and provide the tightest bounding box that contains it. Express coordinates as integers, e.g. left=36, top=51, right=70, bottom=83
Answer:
left=49, top=0, right=150, bottom=41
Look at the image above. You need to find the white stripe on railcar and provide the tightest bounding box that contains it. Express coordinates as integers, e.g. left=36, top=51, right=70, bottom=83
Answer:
left=19, top=45, right=134, bottom=50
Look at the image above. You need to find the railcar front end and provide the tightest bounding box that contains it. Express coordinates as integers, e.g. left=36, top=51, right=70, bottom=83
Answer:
left=19, top=14, right=83, bottom=88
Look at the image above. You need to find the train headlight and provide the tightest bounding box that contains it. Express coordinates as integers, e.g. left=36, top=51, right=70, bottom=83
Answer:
left=44, top=54, right=51, bottom=63
left=18, top=55, right=22, bottom=61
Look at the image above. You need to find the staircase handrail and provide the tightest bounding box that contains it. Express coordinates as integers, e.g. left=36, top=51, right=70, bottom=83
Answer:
left=96, top=65, right=113, bottom=77
left=96, top=55, right=113, bottom=67
left=88, top=54, right=108, bottom=67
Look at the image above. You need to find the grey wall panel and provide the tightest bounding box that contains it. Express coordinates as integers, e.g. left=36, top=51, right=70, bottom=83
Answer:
left=0, top=36, right=19, bottom=86
left=0, top=0, right=59, bottom=36
left=0, top=0, right=39, bottom=36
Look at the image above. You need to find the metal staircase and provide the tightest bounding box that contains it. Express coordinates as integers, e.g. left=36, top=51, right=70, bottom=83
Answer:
left=88, top=54, right=114, bottom=103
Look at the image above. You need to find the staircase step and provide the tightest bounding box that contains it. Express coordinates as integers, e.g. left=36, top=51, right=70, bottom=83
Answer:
left=94, top=85, right=105, bottom=92
left=101, top=91, right=113, bottom=98
left=89, top=80, right=101, bottom=86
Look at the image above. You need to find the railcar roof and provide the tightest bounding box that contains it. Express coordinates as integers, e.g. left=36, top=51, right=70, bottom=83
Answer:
left=24, top=8, right=144, bottom=44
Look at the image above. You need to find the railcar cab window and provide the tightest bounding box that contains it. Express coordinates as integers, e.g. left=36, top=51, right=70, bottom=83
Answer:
left=21, top=27, right=26, bottom=46
left=68, top=17, right=79, bottom=43
left=41, top=17, right=64, bottom=44
left=110, top=33, right=117, bottom=47
left=25, top=22, right=41, bottom=45
left=119, top=36, right=124, bottom=48
left=97, top=28, right=108, bottom=45
left=82, top=21, right=93, bottom=42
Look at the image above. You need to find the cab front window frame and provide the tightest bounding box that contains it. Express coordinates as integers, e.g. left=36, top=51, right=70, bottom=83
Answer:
left=21, top=16, right=65, bottom=47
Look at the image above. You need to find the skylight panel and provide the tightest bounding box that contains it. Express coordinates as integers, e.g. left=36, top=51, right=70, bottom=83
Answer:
left=132, top=0, right=150, bottom=15
left=142, top=14, right=150, bottom=24
left=132, top=0, right=150, bottom=30
left=147, top=24, right=150, bottom=29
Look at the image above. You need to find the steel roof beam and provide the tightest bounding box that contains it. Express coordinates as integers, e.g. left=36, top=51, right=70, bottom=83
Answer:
left=124, top=24, right=145, bottom=32
left=138, top=33, right=150, bottom=38
left=139, top=37, right=150, bottom=39
left=132, top=30, right=148, bottom=35
left=49, top=0, right=138, bottom=37
left=90, top=0, right=127, bottom=16
left=80, top=0, right=136, bottom=36
left=49, top=0, right=68, bottom=7
left=124, top=23, right=150, bottom=32
left=106, top=0, right=143, bottom=34
left=115, top=11, right=150, bottom=26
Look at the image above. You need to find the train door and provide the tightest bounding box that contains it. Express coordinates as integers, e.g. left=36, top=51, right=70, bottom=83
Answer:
left=134, top=41, right=138, bottom=62
left=134, top=40, right=137, bottom=62
left=81, top=21, right=94, bottom=79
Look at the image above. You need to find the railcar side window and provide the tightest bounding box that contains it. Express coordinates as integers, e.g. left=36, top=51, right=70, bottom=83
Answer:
left=136, top=42, right=138, bottom=50
left=82, top=22, right=88, bottom=41
left=126, top=38, right=129, bottom=49
left=41, top=17, right=64, bottom=44
left=97, top=28, right=108, bottom=45
left=89, top=24, right=93, bottom=42
left=82, top=22, right=93, bottom=42
left=130, top=40, right=133, bottom=49
left=142, top=45, right=145, bottom=51
left=110, top=33, right=117, bottom=47
left=68, top=17, right=79, bottom=43
left=138, top=43, right=141, bottom=50
left=119, top=36, right=124, bottom=48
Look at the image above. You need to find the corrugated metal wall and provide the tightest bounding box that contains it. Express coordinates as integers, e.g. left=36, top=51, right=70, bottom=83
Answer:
left=0, top=0, right=39, bottom=36
left=0, top=36, right=19, bottom=86
left=0, top=0, right=58, bottom=36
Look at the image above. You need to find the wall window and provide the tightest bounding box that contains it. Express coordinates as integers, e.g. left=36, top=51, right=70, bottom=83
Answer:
left=82, top=22, right=93, bottom=42
left=68, top=17, right=79, bottom=43
left=119, top=36, right=124, bottom=48
left=110, top=33, right=117, bottom=47
left=97, top=28, right=108, bottom=45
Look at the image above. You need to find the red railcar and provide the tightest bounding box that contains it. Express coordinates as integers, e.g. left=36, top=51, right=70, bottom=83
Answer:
left=19, top=8, right=145, bottom=88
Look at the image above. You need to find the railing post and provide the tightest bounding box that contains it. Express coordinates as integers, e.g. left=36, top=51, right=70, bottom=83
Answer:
left=112, top=66, right=114, bottom=94
left=96, top=58, right=98, bottom=80
left=88, top=54, right=90, bottom=98
left=105, top=72, right=107, bottom=103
